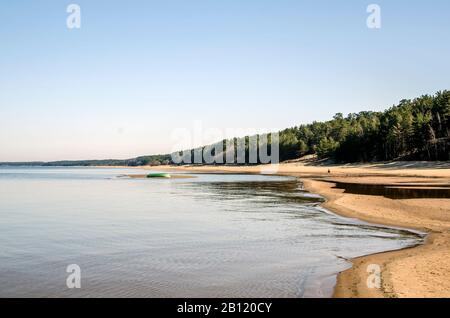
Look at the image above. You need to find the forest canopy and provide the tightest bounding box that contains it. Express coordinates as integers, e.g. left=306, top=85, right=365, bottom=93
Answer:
left=174, top=90, right=450, bottom=163
left=1, top=90, right=449, bottom=167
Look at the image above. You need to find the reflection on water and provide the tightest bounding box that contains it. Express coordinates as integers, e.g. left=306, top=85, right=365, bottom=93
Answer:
left=0, top=168, right=422, bottom=298
left=179, top=179, right=324, bottom=205
left=331, top=181, right=450, bottom=199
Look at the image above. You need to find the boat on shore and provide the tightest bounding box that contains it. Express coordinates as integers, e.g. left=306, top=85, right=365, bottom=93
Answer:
left=147, top=172, right=171, bottom=178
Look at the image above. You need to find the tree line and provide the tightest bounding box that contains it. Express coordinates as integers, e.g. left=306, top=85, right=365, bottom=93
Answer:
left=2, top=90, right=448, bottom=167
left=176, top=90, right=450, bottom=163
left=0, top=155, right=172, bottom=167
left=292, top=90, right=450, bottom=162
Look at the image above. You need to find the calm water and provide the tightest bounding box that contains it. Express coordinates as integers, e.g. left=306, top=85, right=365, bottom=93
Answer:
left=331, top=181, right=450, bottom=199
left=0, top=167, right=422, bottom=298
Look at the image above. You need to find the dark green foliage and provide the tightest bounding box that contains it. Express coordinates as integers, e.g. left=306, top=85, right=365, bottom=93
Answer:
left=0, top=155, right=172, bottom=167
left=293, top=90, right=449, bottom=162
left=2, top=91, right=449, bottom=167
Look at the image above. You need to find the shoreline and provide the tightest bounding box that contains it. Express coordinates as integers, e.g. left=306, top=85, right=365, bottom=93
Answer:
left=140, top=162, right=450, bottom=298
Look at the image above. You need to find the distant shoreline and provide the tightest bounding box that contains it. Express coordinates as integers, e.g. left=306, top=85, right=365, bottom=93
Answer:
left=139, top=161, right=450, bottom=298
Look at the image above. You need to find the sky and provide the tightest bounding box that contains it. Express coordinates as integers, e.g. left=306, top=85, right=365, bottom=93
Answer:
left=1, top=0, right=449, bottom=161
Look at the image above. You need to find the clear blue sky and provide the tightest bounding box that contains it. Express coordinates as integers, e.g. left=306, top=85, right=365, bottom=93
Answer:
left=1, top=0, right=449, bottom=161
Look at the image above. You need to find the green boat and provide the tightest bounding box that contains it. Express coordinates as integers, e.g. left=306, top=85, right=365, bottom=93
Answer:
left=146, top=173, right=171, bottom=178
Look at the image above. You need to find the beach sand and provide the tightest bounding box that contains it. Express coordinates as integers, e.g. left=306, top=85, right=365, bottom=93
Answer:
left=143, top=162, right=450, bottom=298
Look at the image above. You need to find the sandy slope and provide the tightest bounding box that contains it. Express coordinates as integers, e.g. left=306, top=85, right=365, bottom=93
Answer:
left=302, top=178, right=450, bottom=298
left=144, top=162, right=450, bottom=298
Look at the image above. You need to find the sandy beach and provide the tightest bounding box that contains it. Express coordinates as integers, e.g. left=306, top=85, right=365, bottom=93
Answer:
left=143, top=161, right=450, bottom=298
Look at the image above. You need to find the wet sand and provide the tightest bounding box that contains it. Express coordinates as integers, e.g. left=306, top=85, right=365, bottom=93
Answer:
left=143, top=162, right=450, bottom=298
